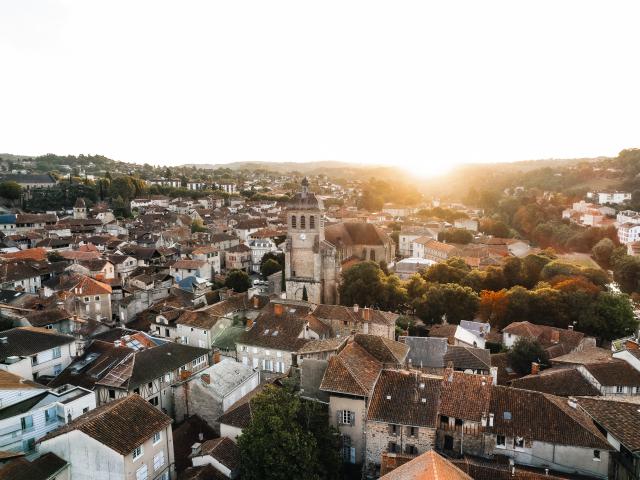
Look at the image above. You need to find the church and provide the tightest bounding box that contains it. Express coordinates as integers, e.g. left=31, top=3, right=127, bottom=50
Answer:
left=284, top=179, right=395, bottom=305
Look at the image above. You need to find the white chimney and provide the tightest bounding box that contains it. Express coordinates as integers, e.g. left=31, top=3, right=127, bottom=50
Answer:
left=353, top=304, right=359, bottom=313
left=489, top=413, right=494, bottom=427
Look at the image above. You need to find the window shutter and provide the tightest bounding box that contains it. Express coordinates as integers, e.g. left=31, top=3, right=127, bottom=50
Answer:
left=336, top=410, right=342, bottom=425
left=350, top=447, right=356, bottom=464
left=350, top=411, right=355, bottom=426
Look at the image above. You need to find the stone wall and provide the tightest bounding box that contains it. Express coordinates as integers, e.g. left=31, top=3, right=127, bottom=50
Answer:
left=173, top=380, right=223, bottom=431
left=365, top=421, right=436, bottom=467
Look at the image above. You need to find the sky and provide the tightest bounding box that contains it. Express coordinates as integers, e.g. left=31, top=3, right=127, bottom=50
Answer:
left=1, top=1, right=640, bottom=177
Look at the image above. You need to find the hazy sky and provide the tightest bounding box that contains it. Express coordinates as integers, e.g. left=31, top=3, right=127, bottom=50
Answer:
left=2, top=1, right=639, bottom=176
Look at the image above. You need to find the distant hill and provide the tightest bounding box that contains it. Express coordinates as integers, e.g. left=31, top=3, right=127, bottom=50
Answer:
left=182, top=160, right=408, bottom=181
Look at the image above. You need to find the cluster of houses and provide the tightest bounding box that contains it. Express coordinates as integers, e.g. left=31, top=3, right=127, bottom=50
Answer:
left=0, top=178, right=640, bottom=479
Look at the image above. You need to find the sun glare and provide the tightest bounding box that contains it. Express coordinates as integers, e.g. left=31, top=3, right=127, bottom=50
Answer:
left=405, top=161, right=455, bottom=179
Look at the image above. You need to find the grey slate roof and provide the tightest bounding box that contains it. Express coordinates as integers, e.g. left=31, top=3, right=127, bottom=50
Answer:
left=400, top=336, right=448, bottom=368
left=0, top=328, right=74, bottom=361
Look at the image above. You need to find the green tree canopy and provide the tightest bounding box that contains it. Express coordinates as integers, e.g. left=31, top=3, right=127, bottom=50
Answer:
left=437, top=228, right=473, bottom=244
left=414, top=283, right=479, bottom=324
left=339, top=261, right=387, bottom=308
left=225, top=269, right=251, bottom=293
left=260, top=259, right=282, bottom=278
left=508, top=338, right=549, bottom=375
left=238, top=385, right=341, bottom=480
left=0, top=181, right=22, bottom=200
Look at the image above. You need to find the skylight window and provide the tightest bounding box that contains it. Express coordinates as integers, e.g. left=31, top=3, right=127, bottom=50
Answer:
left=503, top=412, right=512, bottom=420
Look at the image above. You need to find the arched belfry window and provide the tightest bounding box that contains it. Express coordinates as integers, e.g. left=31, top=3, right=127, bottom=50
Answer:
left=291, top=216, right=297, bottom=228
left=300, top=216, right=306, bottom=229
left=310, top=215, right=315, bottom=229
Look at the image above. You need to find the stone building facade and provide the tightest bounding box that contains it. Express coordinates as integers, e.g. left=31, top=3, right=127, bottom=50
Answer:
left=366, top=421, right=436, bottom=465
left=285, top=178, right=338, bottom=305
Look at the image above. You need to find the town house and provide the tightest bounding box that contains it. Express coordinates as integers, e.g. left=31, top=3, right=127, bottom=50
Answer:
left=365, top=370, right=441, bottom=475
left=39, top=394, right=175, bottom=480
left=93, top=342, right=210, bottom=418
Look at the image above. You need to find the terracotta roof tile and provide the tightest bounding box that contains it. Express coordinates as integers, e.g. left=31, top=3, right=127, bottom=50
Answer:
left=39, top=394, right=171, bottom=455
left=578, top=397, right=640, bottom=451
left=510, top=368, right=601, bottom=397
left=380, top=450, right=471, bottom=480
left=367, top=370, right=441, bottom=428
left=488, top=386, right=610, bottom=450
left=320, top=342, right=382, bottom=396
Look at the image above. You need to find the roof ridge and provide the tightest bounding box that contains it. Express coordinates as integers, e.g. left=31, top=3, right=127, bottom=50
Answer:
left=543, top=393, right=609, bottom=447
left=464, top=346, right=490, bottom=367
left=341, top=344, right=380, bottom=395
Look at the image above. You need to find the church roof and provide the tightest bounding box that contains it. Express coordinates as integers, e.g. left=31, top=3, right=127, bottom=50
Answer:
left=325, top=222, right=391, bottom=247
left=288, top=179, right=323, bottom=210
left=288, top=192, right=322, bottom=211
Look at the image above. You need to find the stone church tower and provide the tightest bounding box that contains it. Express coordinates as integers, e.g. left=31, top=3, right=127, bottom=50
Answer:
left=73, top=197, right=87, bottom=219
left=285, top=178, right=338, bottom=304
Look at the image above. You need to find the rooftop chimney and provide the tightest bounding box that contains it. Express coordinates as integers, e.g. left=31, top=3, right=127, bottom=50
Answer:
left=246, top=318, right=254, bottom=330
left=201, top=373, right=211, bottom=384
left=567, top=396, right=578, bottom=409
left=353, top=304, right=359, bottom=313
left=363, top=307, right=371, bottom=321
left=274, top=303, right=284, bottom=317
left=531, top=362, right=540, bottom=375
left=568, top=325, right=574, bottom=331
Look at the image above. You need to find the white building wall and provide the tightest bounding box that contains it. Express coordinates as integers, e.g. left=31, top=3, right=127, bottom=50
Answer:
left=40, top=430, right=125, bottom=480
left=192, top=453, right=232, bottom=477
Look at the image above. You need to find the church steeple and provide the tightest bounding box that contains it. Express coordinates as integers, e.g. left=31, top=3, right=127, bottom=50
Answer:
left=301, top=177, right=309, bottom=197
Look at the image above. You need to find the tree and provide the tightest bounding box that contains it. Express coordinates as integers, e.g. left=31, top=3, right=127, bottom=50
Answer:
left=592, top=238, right=615, bottom=267
left=238, top=385, right=341, bottom=480
left=405, top=274, right=428, bottom=299
left=191, top=220, right=208, bottom=233
left=478, top=289, right=509, bottom=329
left=422, top=258, right=470, bottom=284
left=109, top=176, right=136, bottom=201
left=613, top=255, right=640, bottom=293
left=302, top=285, right=308, bottom=301
left=358, top=189, right=384, bottom=211
left=502, top=257, right=524, bottom=287
left=437, top=228, right=473, bottom=244
left=261, top=252, right=284, bottom=270
left=508, top=338, right=549, bottom=375
left=479, top=218, right=511, bottom=238
left=339, top=261, right=387, bottom=308
left=260, top=259, right=282, bottom=278
left=381, top=274, right=408, bottom=311
left=586, top=292, right=639, bottom=341
left=504, top=286, right=532, bottom=323
left=414, top=283, right=479, bottom=324
left=225, top=269, right=251, bottom=293
left=0, top=181, right=22, bottom=200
